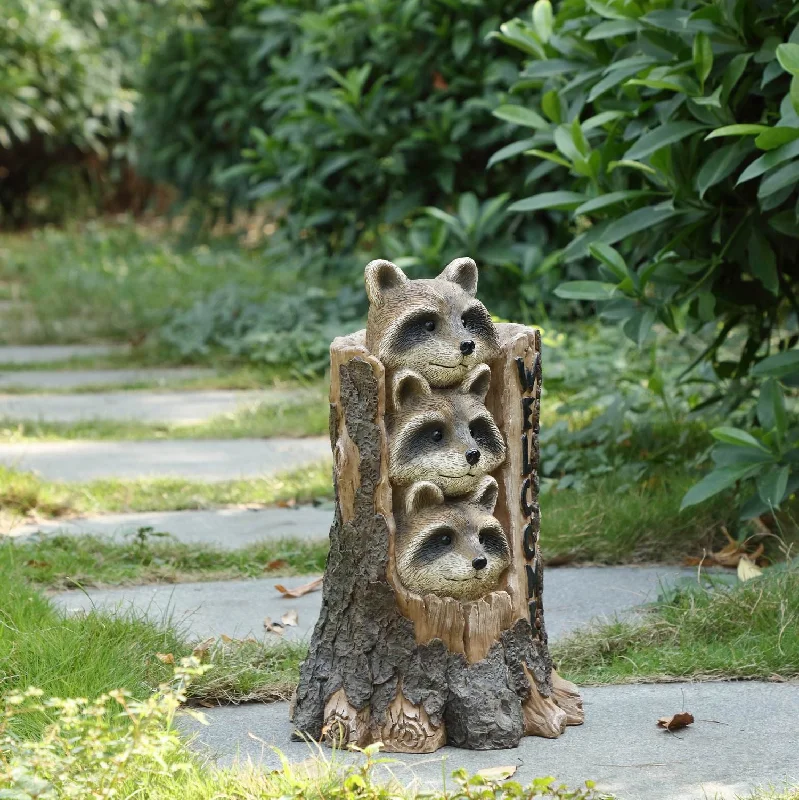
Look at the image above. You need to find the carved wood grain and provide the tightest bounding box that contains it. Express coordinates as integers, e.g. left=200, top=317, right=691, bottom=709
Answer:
left=551, top=669, right=585, bottom=726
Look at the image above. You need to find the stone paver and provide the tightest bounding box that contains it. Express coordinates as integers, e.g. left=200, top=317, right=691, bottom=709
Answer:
left=51, top=566, right=699, bottom=643
left=0, top=438, right=330, bottom=481
left=0, top=344, right=127, bottom=364
left=0, top=368, right=216, bottom=391
left=7, top=506, right=333, bottom=547
left=0, top=388, right=319, bottom=424
left=177, top=682, right=799, bottom=800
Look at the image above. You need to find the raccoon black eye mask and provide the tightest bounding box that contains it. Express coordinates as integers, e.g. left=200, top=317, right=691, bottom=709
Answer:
left=387, top=364, right=506, bottom=496
left=394, top=476, right=511, bottom=601
left=364, top=258, right=500, bottom=388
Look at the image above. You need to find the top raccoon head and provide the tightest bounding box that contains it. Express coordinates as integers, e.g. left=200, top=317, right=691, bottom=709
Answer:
left=388, top=364, right=506, bottom=496
left=364, top=257, right=500, bottom=387
left=394, top=476, right=511, bottom=601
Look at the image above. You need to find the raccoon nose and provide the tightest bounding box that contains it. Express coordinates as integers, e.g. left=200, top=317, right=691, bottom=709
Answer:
left=472, top=556, right=487, bottom=571
left=465, top=449, right=480, bottom=466
left=460, top=340, right=475, bottom=355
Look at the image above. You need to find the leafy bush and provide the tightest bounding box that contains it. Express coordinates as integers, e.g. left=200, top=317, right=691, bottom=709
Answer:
left=491, top=0, right=799, bottom=514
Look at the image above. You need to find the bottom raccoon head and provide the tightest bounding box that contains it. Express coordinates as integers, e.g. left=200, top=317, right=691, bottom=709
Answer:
left=395, top=476, right=510, bottom=602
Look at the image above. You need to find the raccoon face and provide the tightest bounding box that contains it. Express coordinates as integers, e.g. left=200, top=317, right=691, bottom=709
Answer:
left=388, top=365, right=506, bottom=496
left=364, top=258, right=500, bottom=388
left=395, top=477, right=510, bottom=601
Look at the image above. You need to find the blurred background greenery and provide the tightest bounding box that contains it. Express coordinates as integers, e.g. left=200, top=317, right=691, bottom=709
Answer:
left=1, top=0, right=797, bottom=545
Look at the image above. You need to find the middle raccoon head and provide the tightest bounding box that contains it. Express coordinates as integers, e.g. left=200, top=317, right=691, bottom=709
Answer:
left=395, top=476, right=511, bottom=601
left=388, top=364, right=506, bottom=496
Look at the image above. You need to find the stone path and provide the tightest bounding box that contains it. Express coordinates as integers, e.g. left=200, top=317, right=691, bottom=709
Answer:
left=0, top=367, right=216, bottom=391
left=7, top=505, right=333, bottom=546
left=51, top=566, right=698, bottom=643
left=0, top=438, right=330, bottom=481
left=0, top=388, right=317, bottom=424
left=0, top=344, right=127, bottom=364
left=178, top=682, right=799, bottom=800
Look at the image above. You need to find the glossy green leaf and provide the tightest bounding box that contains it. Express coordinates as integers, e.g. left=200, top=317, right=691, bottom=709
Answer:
left=607, top=159, right=657, bottom=175
left=680, top=465, right=761, bottom=510
left=493, top=105, right=549, bottom=130
left=721, top=53, right=751, bottom=102
left=757, top=466, right=790, bottom=509
left=776, top=42, right=799, bottom=75
left=508, top=191, right=586, bottom=212
left=553, top=281, right=618, bottom=300
left=737, top=139, right=799, bottom=183
left=573, top=190, right=656, bottom=216
left=524, top=148, right=572, bottom=168
left=747, top=230, right=780, bottom=295
left=758, top=159, right=799, bottom=199
left=693, top=32, right=713, bottom=86
left=487, top=138, right=537, bottom=169
left=532, top=0, right=554, bottom=43
left=625, top=122, right=707, bottom=161
left=589, top=243, right=628, bottom=280
left=541, top=91, right=561, bottom=123
left=582, top=111, right=627, bottom=130
left=758, top=379, right=788, bottom=438
left=711, top=427, right=771, bottom=452
left=752, top=350, right=799, bottom=378
left=755, top=126, right=799, bottom=151
left=706, top=124, right=771, bottom=140
left=584, top=19, right=640, bottom=39
left=695, top=139, right=752, bottom=198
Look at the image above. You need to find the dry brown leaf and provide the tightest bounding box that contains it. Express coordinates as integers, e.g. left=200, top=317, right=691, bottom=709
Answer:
left=155, top=653, right=175, bottom=665
left=684, top=529, right=765, bottom=569
left=191, top=637, right=216, bottom=660
left=275, top=577, right=323, bottom=598
left=220, top=634, right=233, bottom=643
left=264, top=617, right=285, bottom=635
left=281, top=609, right=299, bottom=627
left=475, top=765, right=518, bottom=781
left=275, top=499, right=296, bottom=508
left=657, top=712, right=694, bottom=732
left=737, top=555, right=763, bottom=582
left=265, top=559, right=289, bottom=571
left=25, top=560, right=51, bottom=568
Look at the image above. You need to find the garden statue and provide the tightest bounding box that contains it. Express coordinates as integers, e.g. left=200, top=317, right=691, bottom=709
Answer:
left=290, top=257, right=583, bottom=752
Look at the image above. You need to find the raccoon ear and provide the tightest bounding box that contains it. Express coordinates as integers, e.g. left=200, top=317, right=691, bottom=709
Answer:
left=364, top=259, right=408, bottom=306
left=461, top=363, right=491, bottom=402
left=405, top=481, right=445, bottom=515
left=392, top=368, right=432, bottom=411
left=438, top=257, right=477, bottom=296
left=470, top=476, right=499, bottom=513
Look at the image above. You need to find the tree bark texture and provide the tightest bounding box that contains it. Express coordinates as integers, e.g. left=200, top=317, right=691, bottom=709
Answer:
left=290, top=325, right=583, bottom=752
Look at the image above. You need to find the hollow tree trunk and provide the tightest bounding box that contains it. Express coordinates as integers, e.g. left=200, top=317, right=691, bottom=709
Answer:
left=290, top=324, right=583, bottom=752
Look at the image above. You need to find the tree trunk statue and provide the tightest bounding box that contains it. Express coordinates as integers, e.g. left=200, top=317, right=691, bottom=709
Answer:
left=290, top=258, right=583, bottom=752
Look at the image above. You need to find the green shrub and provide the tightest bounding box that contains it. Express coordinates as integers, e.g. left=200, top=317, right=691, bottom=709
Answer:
left=490, top=0, right=799, bottom=514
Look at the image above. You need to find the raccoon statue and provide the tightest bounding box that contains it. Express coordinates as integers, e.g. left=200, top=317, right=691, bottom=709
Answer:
left=387, top=363, right=506, bottom=497
left=395, top=476, right=510, bottom=601
left=365, top=257, right=500, bottom=388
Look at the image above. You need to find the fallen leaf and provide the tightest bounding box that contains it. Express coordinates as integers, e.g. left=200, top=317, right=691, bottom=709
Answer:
left=265, top=559, right=289, bottom=571
left=737, top=555, right=763, bottom=582
left=199, top=700, right=216, bottom=708
left=475, top=765, right=518, bottom=781
left=155, top=653, right=175, bottom=665
left=25, top=560, right=51, bottom=568
left=275, top=498, right=296, bottom=508
left=657, top=712, right=694, bottom=732
left=684, top=529, right=765, bottom=569
left=281, top=609, right=298, bottom=627
left=191, top=637, right=216, bottom=660
left=264, top=617, right=285, bottom=635
left=432, top=71, right=449, bottom=90
left=220, top=634, right=233, bottom=643
left=275, top=577, right=323, bottom=598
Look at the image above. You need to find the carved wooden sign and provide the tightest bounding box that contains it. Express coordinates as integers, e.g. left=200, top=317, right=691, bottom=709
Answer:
left=290, top=257, right=583, bottom=752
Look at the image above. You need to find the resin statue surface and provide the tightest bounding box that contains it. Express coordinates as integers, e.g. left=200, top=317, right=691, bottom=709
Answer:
left=289, top=256, right=584, bottom=753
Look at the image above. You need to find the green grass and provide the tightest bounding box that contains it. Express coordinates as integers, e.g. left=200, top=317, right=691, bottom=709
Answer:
left=0, top=461, right=333, bottom=521
left=0, top=393, right=329, bottom=441
left=1, top=532, right=329, bottom=589
left=0, top=565, right=306, bottom=740
left=553, top=562, right=799, bottom=685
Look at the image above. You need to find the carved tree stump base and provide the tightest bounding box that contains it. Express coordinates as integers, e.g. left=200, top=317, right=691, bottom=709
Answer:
left=290, top=324, right=582, bottom=752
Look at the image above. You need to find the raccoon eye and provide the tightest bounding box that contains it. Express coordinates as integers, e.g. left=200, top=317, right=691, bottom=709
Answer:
left=439, top=533, right=452, bottom=546
left=424, top=320, right=436, bottom=332
left=431, top=428, right=443, bottom=442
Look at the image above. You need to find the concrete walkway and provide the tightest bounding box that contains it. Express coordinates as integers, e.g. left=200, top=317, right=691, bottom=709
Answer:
left=0, top=367, right=216, bottom=391
left=0, top=344, right=127, bottom=364
left=51, top=566, right=699, bottom=643
left=0, top=388, right=318, bottom=424
left=7, top=506, right=333, bottom=546
left=0, top=438, right=330, bottom=481
left=178, top=682, right=799, bottom=800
